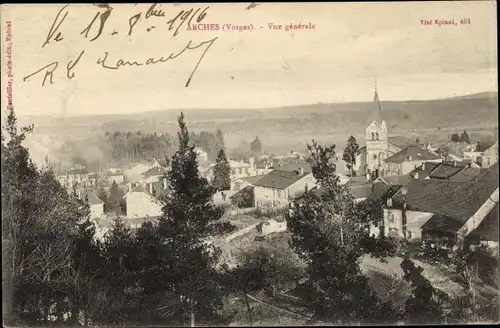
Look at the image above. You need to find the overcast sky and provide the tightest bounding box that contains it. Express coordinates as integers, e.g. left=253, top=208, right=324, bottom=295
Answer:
left=2, top=2, right=497, bottom=117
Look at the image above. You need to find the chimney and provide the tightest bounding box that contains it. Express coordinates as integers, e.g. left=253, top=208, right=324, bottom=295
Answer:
left=299, top=167, right=304, bottom=175
left=408, top=156, right=412, bottom=161
left=149, top=183, right=153, bottom=194
left=422, top=162, right=425, bottom=171
left=414, top=172, right=419, bottom=179
left=128, top=182, right=132, bottom=192
left=163, top=178, right=167, bottom=190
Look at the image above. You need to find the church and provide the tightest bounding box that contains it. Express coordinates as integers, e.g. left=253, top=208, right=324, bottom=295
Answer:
left=354, top=86, right=415, bottom=179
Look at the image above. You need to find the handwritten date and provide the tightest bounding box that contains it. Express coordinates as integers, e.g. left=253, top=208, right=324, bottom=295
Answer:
left=24, top=3, right=216, bottom=88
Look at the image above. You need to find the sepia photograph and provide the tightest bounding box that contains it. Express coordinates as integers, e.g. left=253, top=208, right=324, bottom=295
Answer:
left=1, top=2, right=498, bottom=326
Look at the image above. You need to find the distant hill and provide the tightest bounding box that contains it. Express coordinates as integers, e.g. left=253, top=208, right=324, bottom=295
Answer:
left=20, top=91, right=498, bottom=165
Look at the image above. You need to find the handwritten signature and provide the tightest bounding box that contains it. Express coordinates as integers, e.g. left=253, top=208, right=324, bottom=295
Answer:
left=24, top=3, right=216, bottom=88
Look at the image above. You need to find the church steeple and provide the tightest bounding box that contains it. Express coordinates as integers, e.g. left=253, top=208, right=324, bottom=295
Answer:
left=373, top=80, right=383, bottom=124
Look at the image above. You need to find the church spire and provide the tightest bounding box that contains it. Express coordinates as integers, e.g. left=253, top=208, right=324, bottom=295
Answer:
left=373, top=79, right=383, bottom=124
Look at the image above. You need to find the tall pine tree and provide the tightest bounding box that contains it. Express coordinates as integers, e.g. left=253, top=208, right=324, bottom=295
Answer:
left=155, top=113, right=230, bottom=326
left=213, top=149, right=231, bottom=191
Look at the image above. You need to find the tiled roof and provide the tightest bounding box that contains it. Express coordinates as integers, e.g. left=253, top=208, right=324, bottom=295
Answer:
left=428, top=163, right=464, bottom=179
left=253, top=170, right=310, bottom=189
left=274, top=162, right=313, bottom=173
left=229, top=185, right=254, bottom=200
left=141, top=166, right=165, bottom=179
left=241, top=175, right=266, bottom=184
left=476, top=141, right=496, bottom=152
left=409, top=162, right=441, bottom=180
left=377, top=175, right=411, bottom=186
left=358, top=146, right=367, bottom=154
left=385, top=145, right=440, bottom=163
left=350, top=176, right=371, bottom=185
left=421, top=214, right=464, bottom=234
left=466, top=203, right=499, bottom=241
left=387, top=136, right=417, bottom=149
left=449, top=168, right=484, bottom=182
left=349, top=184, right=373, bottom=199
left=392, top=179, right=498, bottom=232
left=371, top=183, right=402, bottom=200
left=84, top=191, right=104, bottom=205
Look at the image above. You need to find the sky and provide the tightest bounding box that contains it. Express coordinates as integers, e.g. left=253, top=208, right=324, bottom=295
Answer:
left=1, top=2, right=498, bottom=117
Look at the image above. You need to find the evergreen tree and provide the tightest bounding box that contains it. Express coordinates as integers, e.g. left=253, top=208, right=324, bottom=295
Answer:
left=213, top=149, right=231, bottom=191
left=1, top=108, right=86, bottom=325
left=342, top=136, right=359, bottom=177
left=250, top=136, right=263, bottom=156
left=286, top=140, right=400, bottom=325
left=154, top=113, right=231, bottom=326
left=451, top=133, right=460, bottom=142
left=416, top=137, right=421, bottom=144
left=460, top=130, right=470, bottom=144
left=215, top=129, right=225, bottom=154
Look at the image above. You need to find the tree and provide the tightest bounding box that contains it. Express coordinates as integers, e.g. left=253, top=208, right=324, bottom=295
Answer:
left=250, top=136, right=262, bottom=156
left=416, top=137, right=421, bottom=144
left=286, top=140, right=400, bottom=325
left=400, top=257, right=444, bottom=324
left=213, top=149, right=231, bottom=191
left=1, top=108, right=87, bottom=325
left=154, top=113, right=231, bottom=326
left=215, top=129, right=225, bottom=154
left=460, top=130, right=470, bottom=144
left=342, top=136, right=359, bottom=177
left=451, top=133, right=460, bottom=142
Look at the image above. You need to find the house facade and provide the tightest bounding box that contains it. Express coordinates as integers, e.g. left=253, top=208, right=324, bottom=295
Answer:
left=380, top=176, right=499, bottom=252
left=384, top=146, right=442, bottom=176
left=253, top=169, right=317, bottom=209
left=482, top=141, right=498, bottom=168
left=124, top=184, right=164, bottom=219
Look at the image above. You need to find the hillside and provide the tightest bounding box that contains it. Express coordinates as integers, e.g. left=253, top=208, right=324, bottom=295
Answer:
left=20, top=91, right=498, bottom=166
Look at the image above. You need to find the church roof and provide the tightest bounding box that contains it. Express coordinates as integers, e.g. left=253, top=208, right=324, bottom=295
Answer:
left=367, top=86, right=384, bottom=126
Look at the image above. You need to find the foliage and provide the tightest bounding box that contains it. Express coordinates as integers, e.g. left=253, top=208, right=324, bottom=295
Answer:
left=250, top=136, right=263, bottom=156
left=460, top=130, right=471, bottom=144
left=451, top=133, right=460, bottom=142
left=285, top=140, right=400, bottom=325
left=400, top=257, right=444, bottom=324
left=1, top=108, right=92, bottom=325
left=342, top=135, right=359, bottom=176
left=150, top=112, right=231, bottom=326
left=213, top=149, right=231, bottom=191
left=416, top=137, right=421, bottom=144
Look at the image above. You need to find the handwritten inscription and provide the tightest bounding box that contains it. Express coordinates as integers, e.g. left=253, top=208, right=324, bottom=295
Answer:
left=24, top=3, right=215, bottom=88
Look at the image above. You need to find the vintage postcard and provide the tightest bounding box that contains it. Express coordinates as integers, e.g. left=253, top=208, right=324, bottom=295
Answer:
left=1, top=2, right=498, bottom=327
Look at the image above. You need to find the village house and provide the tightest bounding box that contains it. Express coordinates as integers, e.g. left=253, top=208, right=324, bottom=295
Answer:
left=253, top=168, right=317, bottom=209
left=354, top=85, right=417, bottom=178
left=380, top=167, right=498, bottom=252
left=383, top=145, right=442, bottom=176
left=123, top=183, right=164, bottom=219
left=205, top=158, right=258, bottom=181
left=77, top=190, right=105, bottom=219
left=57, top=166, right=92, bottom=189
left=481, top=141, right=498, bottom=168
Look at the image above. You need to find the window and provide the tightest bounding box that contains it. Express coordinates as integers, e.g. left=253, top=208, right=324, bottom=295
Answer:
left=277, top=190, right=281, bottom=198
left=376, top=132, right=379, bottom=140
left=371, top=132, right=375, bottom=140
left=373, top=154, right=377, bottom=160
left=389, top=213, right=395, bottom=223
left=407, top=231, right=413, bottom=239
